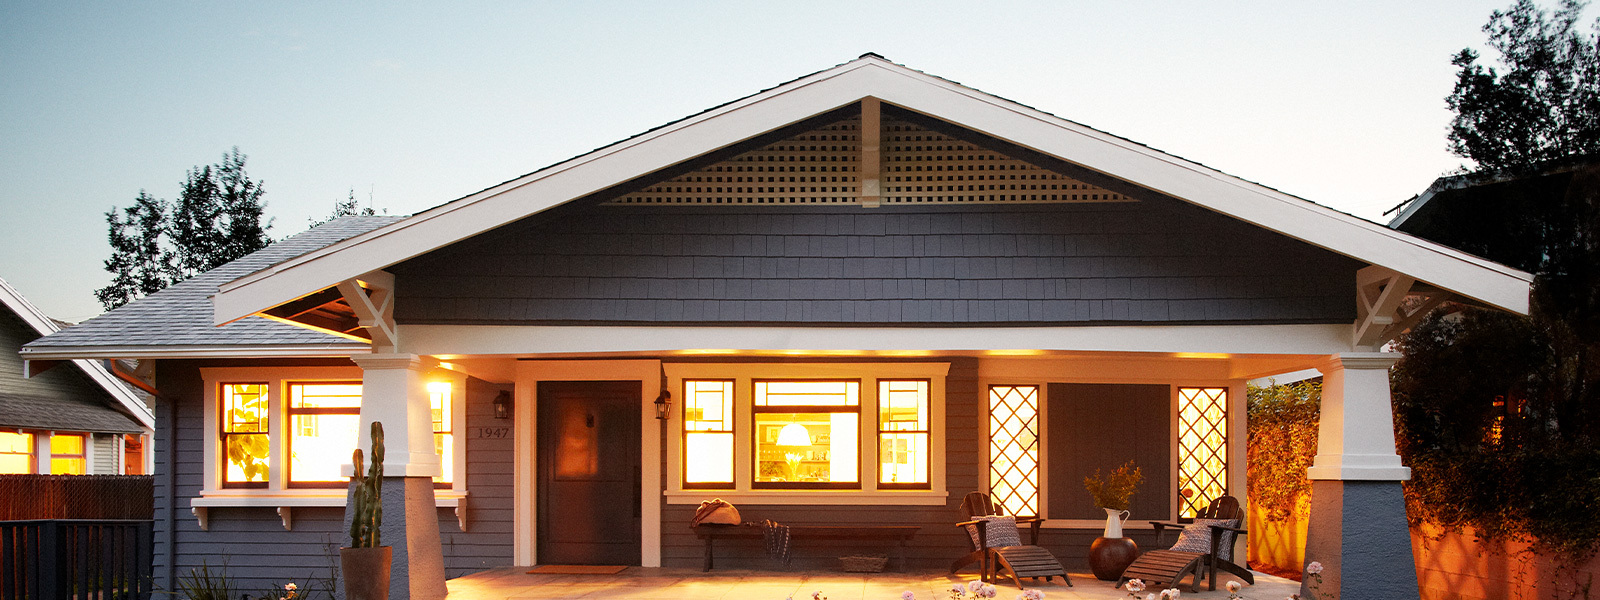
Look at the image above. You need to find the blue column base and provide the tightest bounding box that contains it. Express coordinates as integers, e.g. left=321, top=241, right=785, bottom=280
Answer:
left=1302, top=480, right=1419, bottom=600
left=342, top=476, right=446, bottom=600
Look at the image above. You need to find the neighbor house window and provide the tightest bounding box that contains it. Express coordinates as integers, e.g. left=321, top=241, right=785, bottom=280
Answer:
left=1177, top=387, right=1228, bottom=517
left=878, top=380, right=929, bottom=488
left=49, top=433, right=86, bottom=475
left=988, top=385, right=1040, bottom=516
left=0, top=432, right=33, bottom=474
left=753, top=380, right=859, bottom=488
left=683, top=380, right=734, bottom=487
left=222, top=383, right=270, bottom=487
left=287, top=382, right=362, bottom=487
left=430, top=381, right=454, bottom=486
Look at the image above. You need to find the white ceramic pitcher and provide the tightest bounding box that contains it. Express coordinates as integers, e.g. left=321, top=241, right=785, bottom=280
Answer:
left=1102, top=507, right=1131, bottom=538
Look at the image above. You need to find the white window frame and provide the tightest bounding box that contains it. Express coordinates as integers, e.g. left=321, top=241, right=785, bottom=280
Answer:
left=663, top=362, right=949, bottom=505
left=194, top=366, right=467, bottom=512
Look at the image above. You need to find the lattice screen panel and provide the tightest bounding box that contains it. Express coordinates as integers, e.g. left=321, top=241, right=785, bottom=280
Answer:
left=607, top=118, right=863, bottom=205
left=988, top=385, right=1040, bottom=517
left=1178, top=387, right=1228, bottom=518
left=880, top=119, right=1130, bottom=205
left=606, top=116, right=1133, bottom=206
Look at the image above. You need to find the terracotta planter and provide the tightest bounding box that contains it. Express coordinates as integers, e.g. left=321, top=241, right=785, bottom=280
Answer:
left=340, top=546, right=392, bottom=600
left=1088, top=536, right=1139, bottom=581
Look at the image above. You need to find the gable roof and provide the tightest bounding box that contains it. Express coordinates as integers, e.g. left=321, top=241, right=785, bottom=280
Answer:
left=212, top=56, right=1532, bottom=324
left=0, top=277, right=152, bottom=429
left=20, top=216, right=402, bottom=361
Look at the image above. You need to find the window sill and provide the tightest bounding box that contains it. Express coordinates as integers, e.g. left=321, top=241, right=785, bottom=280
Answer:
left=190, top=490, right=469, bottom=531
left=664, top=489, right=946, bottom=506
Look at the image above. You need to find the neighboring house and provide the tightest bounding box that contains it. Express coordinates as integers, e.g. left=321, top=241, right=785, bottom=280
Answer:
left=22, top=56, right=1533, bottom=599
left=0, top=276, right=152, bottom=475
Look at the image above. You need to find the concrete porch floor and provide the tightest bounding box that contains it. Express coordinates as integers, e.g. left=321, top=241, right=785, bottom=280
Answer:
left=446, top=566, right=1300, bottom=599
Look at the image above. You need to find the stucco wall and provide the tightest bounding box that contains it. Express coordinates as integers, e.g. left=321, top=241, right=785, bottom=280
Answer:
left=1411, top=522, right=1600, bottom=600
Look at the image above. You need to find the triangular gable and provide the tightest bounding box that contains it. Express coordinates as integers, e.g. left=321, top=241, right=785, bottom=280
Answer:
left=215, top=55, right=1531, bottom=324
left=0, top=277, right=153, bottom=429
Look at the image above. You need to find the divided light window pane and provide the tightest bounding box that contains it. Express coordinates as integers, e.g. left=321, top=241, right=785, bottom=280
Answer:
left=430, top=382, right=453, bottom=486
left=1178, top=387, right=1228, bottom=518
left=754, top=381, right=859, bottom=487
left=879, top=380, right=929, bottom=486
left=0, top=432, right=31, bottom=474
left=288, top=382, right=362, bottom=486
left=49, top=433, right=85, bottom=475
left=684, top=380, right=734, bottom=486
left=222, top=383, right=270, bottom=486
left=988, top=385, right=1039, bottom=517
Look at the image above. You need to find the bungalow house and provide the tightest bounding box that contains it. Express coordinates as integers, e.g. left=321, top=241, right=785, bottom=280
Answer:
left=21, top=55, right=1531, bottom=599
left=1, top=276, right=151, bottom=475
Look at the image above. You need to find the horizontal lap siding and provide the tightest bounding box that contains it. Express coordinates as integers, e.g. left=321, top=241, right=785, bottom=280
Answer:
left=153, top=360, right=513, bottom=592
left=393, top=200, right=1360, bottom=326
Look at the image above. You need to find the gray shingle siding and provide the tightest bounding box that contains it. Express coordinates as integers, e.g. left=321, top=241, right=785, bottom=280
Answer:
left=393, top=199, right=1359, bottom=326
left=151, top=359, right=513, bottom=591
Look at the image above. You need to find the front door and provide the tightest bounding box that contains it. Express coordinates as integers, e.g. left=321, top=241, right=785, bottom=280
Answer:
left=536, top=381, right=642, bottom=565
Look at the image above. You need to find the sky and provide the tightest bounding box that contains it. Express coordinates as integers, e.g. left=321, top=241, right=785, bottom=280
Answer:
left=0, top=1, right=1558, bottom=322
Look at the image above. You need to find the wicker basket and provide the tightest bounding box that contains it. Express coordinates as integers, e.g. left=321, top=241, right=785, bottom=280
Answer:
left=839, top=554, right=888, bottom=572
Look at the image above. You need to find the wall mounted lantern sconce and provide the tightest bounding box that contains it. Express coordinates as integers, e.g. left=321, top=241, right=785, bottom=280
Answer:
left=493, top=390, right=513, bottom=420
left=654, top=390, right=672, bottom=421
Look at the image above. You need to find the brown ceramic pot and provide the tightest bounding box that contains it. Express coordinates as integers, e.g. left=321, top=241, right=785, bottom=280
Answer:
left=340, top=546, right=392, bottom=600
left=1088, top=536, right=1139, bottom=581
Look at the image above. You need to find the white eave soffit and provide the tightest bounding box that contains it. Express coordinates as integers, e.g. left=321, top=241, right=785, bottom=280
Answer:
left=212, top=56, right=1532, bottom=325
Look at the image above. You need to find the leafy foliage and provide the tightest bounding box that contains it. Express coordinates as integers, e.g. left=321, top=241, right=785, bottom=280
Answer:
left=1245, top=379, right=1320, bottom=523
left=95, top=147, right=272, bottom=310
left=175, top=561, right=236, bottom=600
left=1083, top=460, right=1142, bottom=511
left=1446, top=0, right=1600, bottom=173
left=307, top=188, right=378, bottom=229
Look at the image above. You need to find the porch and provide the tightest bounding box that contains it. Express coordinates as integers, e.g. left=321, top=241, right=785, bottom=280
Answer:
left=444, top=566, right=1299, bottom=599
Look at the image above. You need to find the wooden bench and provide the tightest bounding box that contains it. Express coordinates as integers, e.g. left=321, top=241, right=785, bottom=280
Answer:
left=693, top=524, right=920, bottom=572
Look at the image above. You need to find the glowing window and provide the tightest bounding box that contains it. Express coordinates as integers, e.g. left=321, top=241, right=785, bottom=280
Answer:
left=50, top=433, right=86, bottom=475
left=430, top=381, right=453, bottom=486
left=222, top=383, right=270, bottom=487
left=287, top=382, right=361, bottom=487
left=989, top=385, right=1039, bottom=516
left=0, top=432, right=34, bottom=474
left=1178, top=387, right=1228, bottom=518
left=754, top=381, right=859, bottom=488
left=878, top=380, right=929, bottom=488
left=683, top=380, right=734, bottom=487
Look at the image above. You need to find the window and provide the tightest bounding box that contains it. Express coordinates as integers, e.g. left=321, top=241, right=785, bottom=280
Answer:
left=988, top=385, right=1040, bottom=517
left=287, top=382, right=361, bottom=487
left=50, top=434, right=86, bottom=475
left=753, top=381, right=859, bottom=488
left=222, top=383, right=270, bottom=487
left=878, top=380, right=929, bottom=488
left=123, top=434, right=144, bottom=475
left=0, top=432, right=33, bottom=474
left=1177, top=387, right=1228, bottom=518
left=683, top=380, right=733, bottom=487
left=430, top=381, right=453, bottom=486
left=665, top=362, right=949, bottom=503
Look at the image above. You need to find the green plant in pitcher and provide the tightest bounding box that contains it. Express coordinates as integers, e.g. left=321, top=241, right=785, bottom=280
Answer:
left=349, top=421, right=384, bottom=548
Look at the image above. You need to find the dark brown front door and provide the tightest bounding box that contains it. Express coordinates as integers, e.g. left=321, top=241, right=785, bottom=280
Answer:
left=536, top=381, right=642, bottom=565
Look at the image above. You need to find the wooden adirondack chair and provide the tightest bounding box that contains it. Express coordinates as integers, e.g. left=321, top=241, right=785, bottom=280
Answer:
left=1117, top=495, right=1253, bottom=593
left=951, top=492, right=1071, bottom=589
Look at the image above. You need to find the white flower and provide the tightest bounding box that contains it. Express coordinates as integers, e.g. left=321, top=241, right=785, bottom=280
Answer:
left=1225, top=581, right=1241, bottom=593
left=1160, top=589, right=1180, bottom=599
left=980, top=584, right=997, bottom=598
left=1125, top=579, right=1145, bottom=593
left=1306, top=561, right=1324, bottom=575
left=903, top=592, right=916, bottom=600
left=969, top=580, right=986, bottom=593
left=952, top=582, right=968, bottom=595
left=284, top=583, right=297, bottom=591
left=1017, top=589, right=1045, bottom=600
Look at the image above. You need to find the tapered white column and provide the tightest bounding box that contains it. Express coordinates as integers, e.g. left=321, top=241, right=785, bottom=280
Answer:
left=1302, top=352, right=1418, bottom=600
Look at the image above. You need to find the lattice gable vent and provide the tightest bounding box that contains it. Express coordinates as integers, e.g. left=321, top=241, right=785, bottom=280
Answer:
left=606, top=116, right=1134, bottom=206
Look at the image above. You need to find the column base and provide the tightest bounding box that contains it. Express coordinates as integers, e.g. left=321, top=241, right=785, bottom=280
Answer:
left=343, top=476, right=446, bottom=600
left=1303, top=480, right=1419, bottom=600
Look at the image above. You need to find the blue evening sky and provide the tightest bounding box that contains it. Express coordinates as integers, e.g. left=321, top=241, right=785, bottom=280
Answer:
left=0, top=1, right=1548, bottom=321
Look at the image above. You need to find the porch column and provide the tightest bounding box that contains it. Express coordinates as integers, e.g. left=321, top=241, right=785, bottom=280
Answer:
left=348, top=353, right=447, bottom=600
left=1303, top=352, right=1417, bottom=600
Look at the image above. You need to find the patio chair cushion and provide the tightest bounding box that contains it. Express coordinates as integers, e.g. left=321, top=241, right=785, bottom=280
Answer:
left=964, top=515, right=1022, bottom=548
left=1169, top=518, right=1238, bottom=560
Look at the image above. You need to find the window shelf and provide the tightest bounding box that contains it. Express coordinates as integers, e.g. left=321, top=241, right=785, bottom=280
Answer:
left=190, top=491, right=468, bottom=531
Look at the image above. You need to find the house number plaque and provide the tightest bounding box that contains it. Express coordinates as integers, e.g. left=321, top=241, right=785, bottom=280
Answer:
left=473, top=427, right=511, bottom=439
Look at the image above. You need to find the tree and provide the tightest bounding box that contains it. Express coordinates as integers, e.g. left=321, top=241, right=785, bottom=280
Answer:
left=95, top=148, right=273, bottom=310
left=1446, top=0, right=1600, bottom=173
left=308, top=188, right=378, bottom=229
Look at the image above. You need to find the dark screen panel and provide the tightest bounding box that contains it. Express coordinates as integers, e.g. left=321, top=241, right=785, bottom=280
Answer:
left=1046, top=383, right=1171, bottom=520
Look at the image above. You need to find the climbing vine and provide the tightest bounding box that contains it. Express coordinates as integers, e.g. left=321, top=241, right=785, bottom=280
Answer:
left=1246, top=379, right=1320, bottom=523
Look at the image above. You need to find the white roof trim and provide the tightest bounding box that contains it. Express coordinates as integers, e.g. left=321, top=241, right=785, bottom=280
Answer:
left=214, top=56, right=1532, bottom=323
left=0, top=277, right=155, bottom=428
left=16, top=344, right=369, bottom=361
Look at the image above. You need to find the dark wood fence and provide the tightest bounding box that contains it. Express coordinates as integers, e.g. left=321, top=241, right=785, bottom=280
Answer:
left=0, top=519, right=153, bottom=600
left=0, top=475, right=153, bottom=520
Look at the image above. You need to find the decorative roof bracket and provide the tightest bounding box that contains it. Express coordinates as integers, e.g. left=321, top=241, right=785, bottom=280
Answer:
left=337, top=270, right=398, bottom=353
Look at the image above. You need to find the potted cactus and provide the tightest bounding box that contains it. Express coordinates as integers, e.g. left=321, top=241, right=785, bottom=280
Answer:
left=341, top=421, right=390, bottom=600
